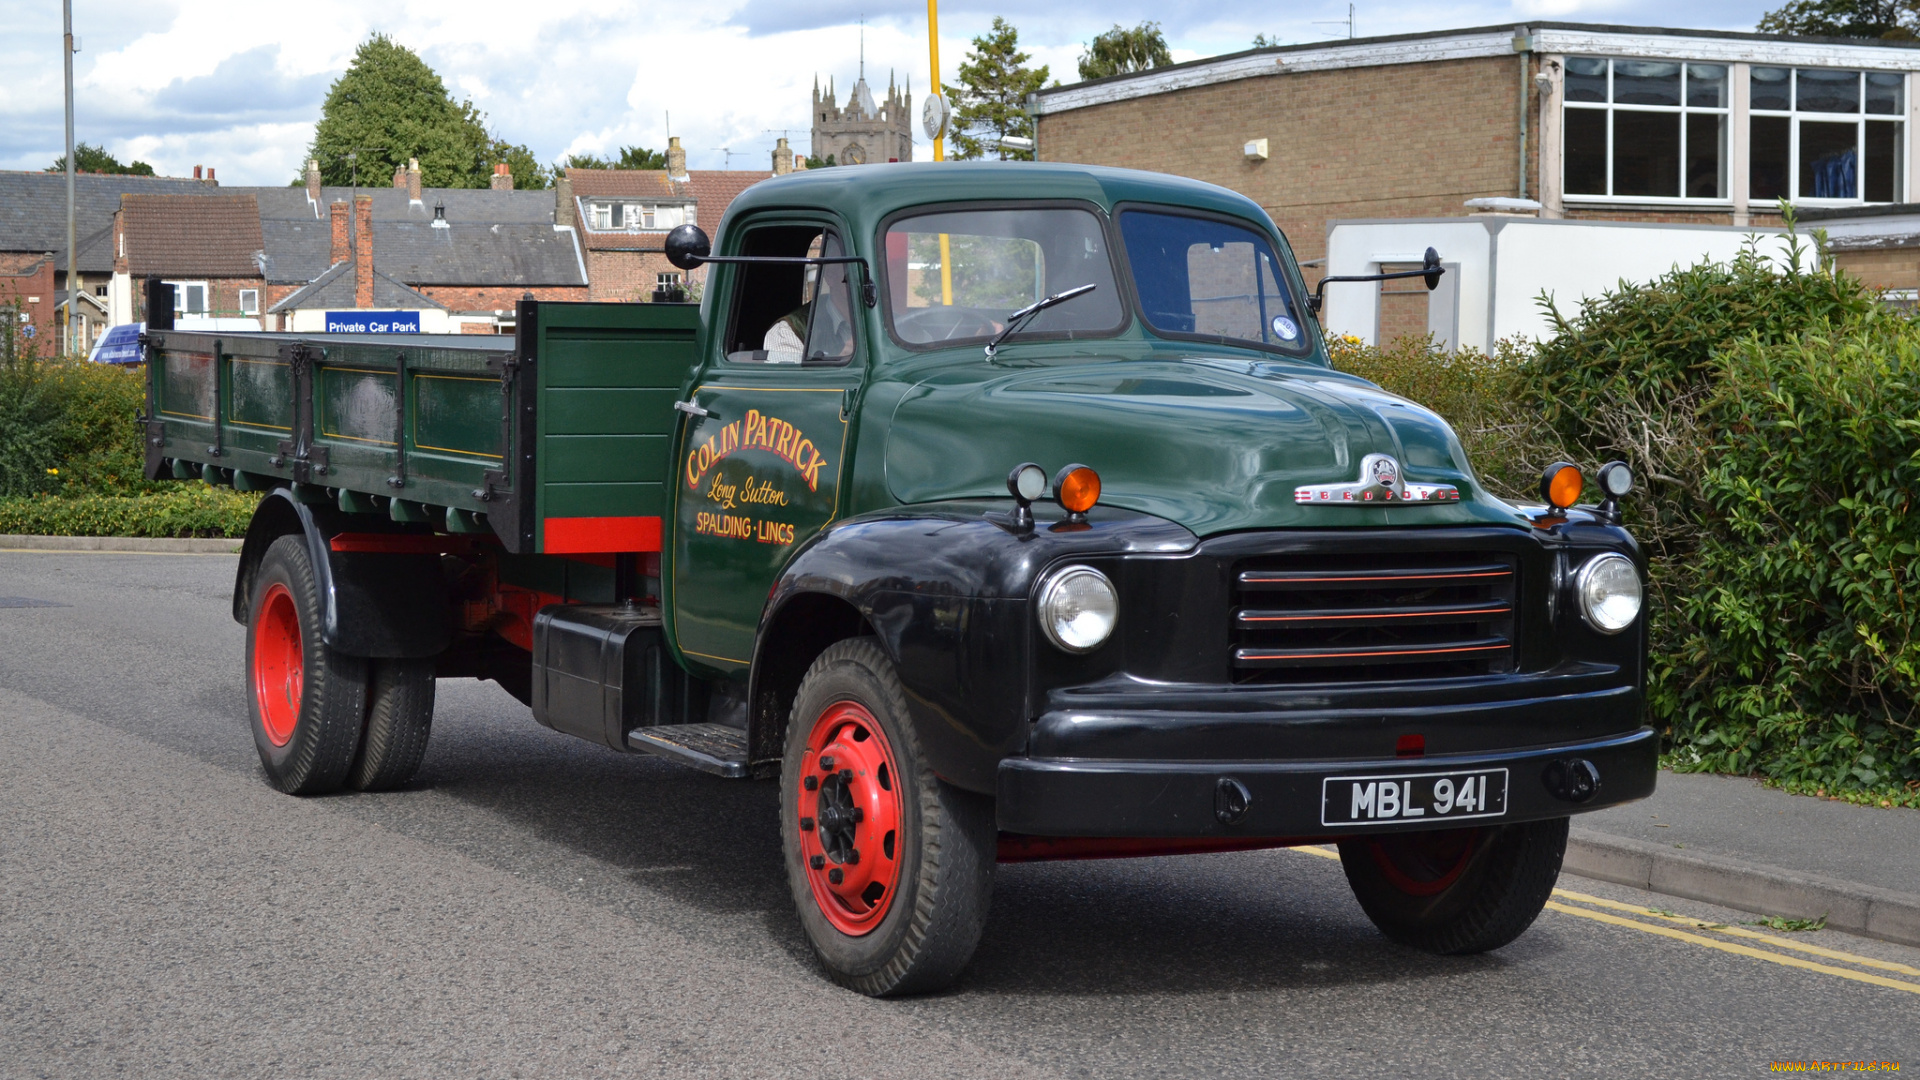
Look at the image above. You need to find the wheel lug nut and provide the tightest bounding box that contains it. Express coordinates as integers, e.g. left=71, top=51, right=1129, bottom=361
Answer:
left=839, top=768, right=853, bottom=782
left=809, top=855, right=825, bottom=870
left=827, top=868, right=844, bottom=885
left=851, top=807, right=864, bottom=823
left=820, top=755, right=835, bottom=770
left=803, top=775, right=818, bottom=791
left=846, top=848, right=860, bottom=865
left=800, top=817, right=814, bottom=831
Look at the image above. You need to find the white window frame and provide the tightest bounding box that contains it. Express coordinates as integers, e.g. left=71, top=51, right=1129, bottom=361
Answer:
left=656, top=271, right=683, bottom=287
left=164, top=279, right=209, bottom=315
left=1562, top=57, right=1733, bottom=205
left=238, top=289, right=259, bottom=315
left=590, top=203, right=612, bottom=229
left=1748, top=66, right=1907, bottom=206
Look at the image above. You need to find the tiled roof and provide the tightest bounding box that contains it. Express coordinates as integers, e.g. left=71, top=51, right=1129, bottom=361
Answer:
left=268, top=262, right=446, bottom=313
left=257, top=218, right=585, bottom=287
left=569, top=168, right=773, bottom=251
left=251, top=186, right=557, bottom=224
left=567, top=169, right=678, bottom=198
left=0, top=171, right=218, bottom=272
left=122, top=194, right=263, bottom=277
left=685, top=170, right=774, bottom=216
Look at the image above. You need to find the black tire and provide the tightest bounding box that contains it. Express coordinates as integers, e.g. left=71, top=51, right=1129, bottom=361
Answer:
left=781, top=637, right=997, bottom=996
left=1338, top=817, right=1568, bottom=954
left=247, top=534, right=368, bottom=795
left=347, top=659, right=435, bottom=791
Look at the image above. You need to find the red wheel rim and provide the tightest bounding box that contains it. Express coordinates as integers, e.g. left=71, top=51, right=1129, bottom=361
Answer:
left=796, top=700, right=904, bottom=936
left=252, top=583, right=304, bottom=747
left=1368, top=829, right=1480, bottom=897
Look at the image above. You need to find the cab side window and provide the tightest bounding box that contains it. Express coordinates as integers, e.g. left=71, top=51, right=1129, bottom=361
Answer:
left=724, top=227, right=856, bottom=366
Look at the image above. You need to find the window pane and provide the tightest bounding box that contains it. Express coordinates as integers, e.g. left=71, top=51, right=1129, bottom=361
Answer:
left=1686, top=113, right=1726, bottom=198
left=886, top=209, right=1123, bottom=346
left=1565, top=57, right=1607, bottom=103
left=1752, top=67, right=1792, bottom=111
left=1867, top=72, right=1904, bottom=115
left=1615, top=61, right=1681, bottom=106
left=1120, top=212, right=1306, bottom=352
left=1866, top=120, right=1903, bottom=202
left=1613, top=111, right=1681, bottom=197
left=1801, top=121, right=1859, bottom=198
left=1751, top=116, right=1791, bottom=200
left=1565, top=108, right=1608, bottom=195
left=1798, top=69, right=1861, bottom=113
left=1687, top=64, right=1728, bottom=108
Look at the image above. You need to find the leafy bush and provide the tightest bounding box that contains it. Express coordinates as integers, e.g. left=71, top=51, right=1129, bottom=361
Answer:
left=0, top=486, right=256, bottom=538
left=1664, top=318, right=1920, bottom=793
left=0, top=327, right=158, bottom=498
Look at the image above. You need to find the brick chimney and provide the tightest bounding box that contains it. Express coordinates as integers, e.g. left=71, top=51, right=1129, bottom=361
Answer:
left=192, top=165, right=202, bottom=179
left=353, top=194, right=374, bottom=308
left=554, top=173, right=574, bottom=228
left=329, top=200, right=349, bottom=265
left=392, top=163, right=407, bottom=188
left=206, top=167, right=216, bottom=184
left=667, top=137, right=687, bottom=182
left=772, top=137, right=794, bottom=176
left=306, top=158, right=322, bottom=206
left=490, top=163, right=513, bottom=191
left=406, top=158, right=422, bottom=202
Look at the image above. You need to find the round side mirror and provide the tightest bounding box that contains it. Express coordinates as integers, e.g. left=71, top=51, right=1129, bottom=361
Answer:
left=1422, top=246, right=1443, bottom=292
left=665, top=225, right=712, bottom=271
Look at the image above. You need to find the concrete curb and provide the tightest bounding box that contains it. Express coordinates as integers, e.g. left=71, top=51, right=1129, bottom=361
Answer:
left=0, top=534, right=240, bottom=554
left=1565, top=827, right=1920, bottom=948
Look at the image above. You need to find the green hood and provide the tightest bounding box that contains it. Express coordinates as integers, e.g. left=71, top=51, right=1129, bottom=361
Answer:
left=883, top=358, right=1531, bottom=535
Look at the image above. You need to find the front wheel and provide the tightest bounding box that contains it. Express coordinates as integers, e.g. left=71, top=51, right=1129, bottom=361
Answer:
left=1338, top=818, right=1568, bottom=954
left=781, top=638, right=996, bottom=996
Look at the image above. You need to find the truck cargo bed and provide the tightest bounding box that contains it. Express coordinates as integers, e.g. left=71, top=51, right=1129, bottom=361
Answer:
left=142, top=301, right=699, bottom=554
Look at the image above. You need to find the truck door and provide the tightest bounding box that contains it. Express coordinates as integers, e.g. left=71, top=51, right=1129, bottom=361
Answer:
left=670, top=223, right=861, bottom=671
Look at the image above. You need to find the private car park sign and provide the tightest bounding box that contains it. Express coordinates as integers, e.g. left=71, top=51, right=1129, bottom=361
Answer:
left=325, top=310, right=421, bottom=333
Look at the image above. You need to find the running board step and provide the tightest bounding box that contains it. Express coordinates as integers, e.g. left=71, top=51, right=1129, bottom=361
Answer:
left=627, top=723, right=749, bottom=778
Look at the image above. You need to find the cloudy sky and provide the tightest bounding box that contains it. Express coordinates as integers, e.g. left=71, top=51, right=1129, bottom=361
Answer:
left=1, top=0, right=1776, bottom=185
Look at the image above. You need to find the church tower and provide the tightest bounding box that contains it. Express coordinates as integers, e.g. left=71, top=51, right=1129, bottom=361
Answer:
left=811, top=64, right=913, bottom=166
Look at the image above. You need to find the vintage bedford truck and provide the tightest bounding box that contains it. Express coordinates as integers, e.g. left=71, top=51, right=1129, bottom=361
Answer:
left=141, top=162, right=1653, bottom=996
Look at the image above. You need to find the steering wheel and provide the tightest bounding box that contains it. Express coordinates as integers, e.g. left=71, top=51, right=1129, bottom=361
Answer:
left=894, top=306, right=1003, bottom=342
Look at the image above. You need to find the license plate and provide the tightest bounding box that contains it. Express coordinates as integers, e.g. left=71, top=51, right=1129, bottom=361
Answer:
left=1321, top=768, right=1509, bottom=827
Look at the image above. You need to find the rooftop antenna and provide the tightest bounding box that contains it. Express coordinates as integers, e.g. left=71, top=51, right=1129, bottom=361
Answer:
left=712, top=147, right=737, bottom=169
left=860, top=15, right=865, bottom=81
left=1313, top=3, right=1356, bottom=39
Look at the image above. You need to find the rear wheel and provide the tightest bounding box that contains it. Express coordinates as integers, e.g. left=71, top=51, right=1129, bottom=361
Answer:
left=1338, top=818, right=1568, bottom=954
left=347, top=659, right=435, bottom=791
left=781, top=638, right=996, bottom=996
left=247, top=535, right=367, bottom=795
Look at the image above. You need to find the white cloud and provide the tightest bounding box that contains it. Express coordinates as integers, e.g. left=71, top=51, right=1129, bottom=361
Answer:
left=0, top=0, right=1779, bottom=184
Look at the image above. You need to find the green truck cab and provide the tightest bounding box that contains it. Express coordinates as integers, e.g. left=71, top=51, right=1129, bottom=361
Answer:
left=142, top=162, right=1654, bottom=995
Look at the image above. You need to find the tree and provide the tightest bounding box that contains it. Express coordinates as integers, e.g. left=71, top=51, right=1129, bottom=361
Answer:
left=1078, top=22, right=1172, bottom=81
left=47, top=143, right=154, bottom=176
left=303, top=34, right=546, bottom=189
left=946, top=18, right=1049, bottom=161
left=553, top=146, right=668, bottom=172
left=1758, top=0, right=1919, bottom=38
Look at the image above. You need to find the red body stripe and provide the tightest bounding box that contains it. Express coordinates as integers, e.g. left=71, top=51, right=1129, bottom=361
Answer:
left=543, top=516, right=663, bottom=554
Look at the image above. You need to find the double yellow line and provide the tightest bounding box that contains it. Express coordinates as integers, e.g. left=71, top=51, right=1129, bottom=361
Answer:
left=1287, top=844, right=1920, bottom=995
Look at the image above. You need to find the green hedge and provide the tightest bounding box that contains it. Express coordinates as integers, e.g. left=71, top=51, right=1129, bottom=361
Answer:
left=1333, top=226, right=1920, bottom=804
left=0, top=487, right=257, bottom=538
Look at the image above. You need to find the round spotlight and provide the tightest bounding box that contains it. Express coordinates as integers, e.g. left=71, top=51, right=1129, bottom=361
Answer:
left=1541, top=462, right=1584, bottom=511
left=1054, top=464, right=1101, bottom=516
left=1036, top=566, right=1118, bottom=653
left=1598, top=460, right=1634, bottom=498
left=1008, top=462, right=1048, bottom=502
left=1576, top=553, right=1642, bottom=633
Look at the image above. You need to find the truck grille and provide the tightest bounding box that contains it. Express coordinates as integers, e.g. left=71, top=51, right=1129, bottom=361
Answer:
left=1231, top=552, right=1517, bottom=684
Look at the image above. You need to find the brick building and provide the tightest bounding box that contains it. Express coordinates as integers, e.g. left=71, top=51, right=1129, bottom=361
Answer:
left=115, top=193, right=267, bottom=329
left=0, top=254, right=55, bottom=342
left=561, top=137, right=772, bottom=302
left=1033, top=23, right=1920, bottom=272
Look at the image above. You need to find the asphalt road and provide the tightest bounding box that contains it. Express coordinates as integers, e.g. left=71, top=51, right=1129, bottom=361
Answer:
left=1, top=551, right=1915, bottom=1079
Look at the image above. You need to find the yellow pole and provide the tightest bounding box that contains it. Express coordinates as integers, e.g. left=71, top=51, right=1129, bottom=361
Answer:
left=929, top=0, right=953, bottom=304
left=927, top=0, right=944, bottom=162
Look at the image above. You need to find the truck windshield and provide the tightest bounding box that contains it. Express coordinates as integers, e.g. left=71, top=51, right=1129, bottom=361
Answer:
left=883, top=208, right=1125, bottom=348
left=1119, top=209, right=1310, bottom=354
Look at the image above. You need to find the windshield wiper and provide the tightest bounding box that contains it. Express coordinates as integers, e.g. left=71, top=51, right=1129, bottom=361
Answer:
left=984, top=283, right=1098, bottom=360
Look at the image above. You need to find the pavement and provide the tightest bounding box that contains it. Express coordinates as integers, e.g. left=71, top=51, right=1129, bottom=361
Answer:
left=2, top=546, right=1918, bottom=1075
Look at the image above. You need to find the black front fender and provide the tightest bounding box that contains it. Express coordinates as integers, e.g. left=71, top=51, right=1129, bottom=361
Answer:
left=753, top=500, right=1196, bottom=793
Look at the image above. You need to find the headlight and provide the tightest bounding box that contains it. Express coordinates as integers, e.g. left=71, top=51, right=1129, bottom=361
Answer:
left=1037, top=566, right=1117, bottom=653
left=1575, top=553, right=1641, bottom=633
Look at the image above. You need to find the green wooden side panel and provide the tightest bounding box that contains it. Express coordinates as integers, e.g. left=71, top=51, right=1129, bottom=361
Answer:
left=229, top=358, right=293, bottom=432
left=319, top=367, right=398, bottom=446
left=415, top=373, right=502, bottom=458
left=158, top=351, right=215, bottom=420
left=534, top=303, right=700, bottom=549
